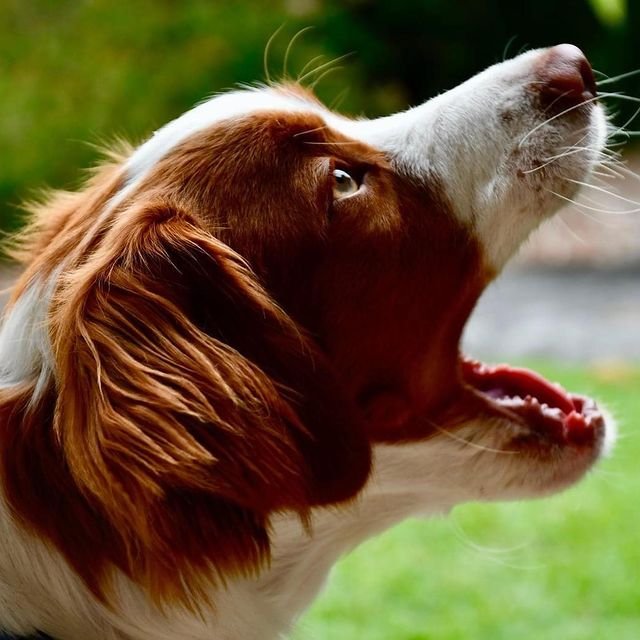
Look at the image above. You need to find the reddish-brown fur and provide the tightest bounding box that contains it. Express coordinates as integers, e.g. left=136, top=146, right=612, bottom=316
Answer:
left=0, top=106, right=492, bottom=606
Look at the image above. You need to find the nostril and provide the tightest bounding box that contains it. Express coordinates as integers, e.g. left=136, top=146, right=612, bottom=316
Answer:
left=578, top=56, right=598, bottom=97
left=536, top=44, right=597, bottom=106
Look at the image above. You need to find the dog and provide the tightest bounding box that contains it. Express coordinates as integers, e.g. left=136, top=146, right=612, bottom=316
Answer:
left=0, top=44, right=614, bottom=639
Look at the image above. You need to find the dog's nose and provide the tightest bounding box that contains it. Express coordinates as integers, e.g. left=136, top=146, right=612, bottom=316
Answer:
left=535, top=44, right=597, bottom=107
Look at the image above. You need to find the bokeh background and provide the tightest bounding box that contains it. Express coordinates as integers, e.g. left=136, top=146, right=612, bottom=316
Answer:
left=2, top=1, right=640, bottom=638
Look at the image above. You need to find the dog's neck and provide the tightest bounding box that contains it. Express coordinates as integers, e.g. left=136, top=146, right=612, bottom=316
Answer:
left=255, top=439, right=477, bottom=629
left=0, top=436, right=483, bottom=640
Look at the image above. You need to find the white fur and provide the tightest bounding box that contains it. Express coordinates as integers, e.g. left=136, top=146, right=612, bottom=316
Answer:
left=0, top=281, right=54, bottom=401
left=0, top=47, right=611, bottom=639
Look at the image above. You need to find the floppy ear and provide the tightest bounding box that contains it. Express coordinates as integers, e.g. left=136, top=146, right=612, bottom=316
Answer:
left=24, top=200, right=370, bottom=600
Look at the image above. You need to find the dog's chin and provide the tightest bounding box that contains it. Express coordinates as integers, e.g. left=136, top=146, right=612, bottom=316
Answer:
left=453, top=357, right=612, bottom=498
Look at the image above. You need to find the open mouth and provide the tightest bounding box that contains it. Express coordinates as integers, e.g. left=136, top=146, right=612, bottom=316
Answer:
left=461, top=357, right=604, bottom=447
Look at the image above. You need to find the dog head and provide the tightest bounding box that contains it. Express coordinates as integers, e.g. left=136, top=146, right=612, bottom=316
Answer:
left=0, top=44, right=611, bottom=606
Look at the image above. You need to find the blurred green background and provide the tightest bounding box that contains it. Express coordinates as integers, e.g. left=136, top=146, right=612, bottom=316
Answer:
left=2, top=1, right=640, bottom=639
left=1, top=0, right=639, bottom=230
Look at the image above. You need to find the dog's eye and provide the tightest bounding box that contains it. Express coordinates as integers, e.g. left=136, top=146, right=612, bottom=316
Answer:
left=332, top=169, right=359, bottom=200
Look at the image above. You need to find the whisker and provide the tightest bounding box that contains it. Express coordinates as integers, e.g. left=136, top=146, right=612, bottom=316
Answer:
left=574, top=147, right=618, bottom=164
left=590, top=468, right=627, bottom=489
left=598, top=145, right=623, bottom=159
left=562, top=142, right=615, bottom=157
left=292, top=124, right=330, bottom=138
left=449, top=518, right=536, bottom=558
left=579, top=191, right=610, bottom=206
left=501, top=35, right=519, bottom=62
left=329, top=87, right=350, bottom=111
left=597, top=68, right=640, bottom=85
left=609, top=103, right=640, bottom=139
left=519, top=132, right=614, bottom=174
left=430, top=423, right=518, bottom=455
left=564, top=178, right=640, bottom=206
left=590, top=168, right=620, bottom=181
left=263, top=24, right=286, bottom=85
left=599, top=92, right=640, bottom=104
left=548, top=189, right=640, bottom=215
left=574, top=193, right=638, bottom=222
left=604, top=161, right=640, bottom=182
left=283, top=26, right=314, bottom=80
left=519, top=95, right=602, bottom=148
left=297, top=53, right=354, bottom=85
left=589, top=159, right=621, bottom=175
left=605, top=139, right=629, bottom=148
left=592, top=163, right=626, bottom=180
left=297, top=54, right=326, bottom=81
left=302, top=140, right=364, bottom=146
left=573, top=204, right=632, bottom=227
left=308, top=65, right=344, bottom=90
left=521, top=91, right=640, bottom=149
left=543, top=89, right=574, bottom=114
left=521, top=147, right=589, bottom=174
left=597, top=164, right=626, bottom=180
left=554, top=210, right=589, bottom=243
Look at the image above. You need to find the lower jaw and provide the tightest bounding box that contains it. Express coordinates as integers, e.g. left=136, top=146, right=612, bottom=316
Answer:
left=460, top=356, right=605, bottom=450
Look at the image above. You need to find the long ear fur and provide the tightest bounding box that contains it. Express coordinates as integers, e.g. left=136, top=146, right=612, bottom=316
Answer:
left=1, top=200, right=370, bottom=604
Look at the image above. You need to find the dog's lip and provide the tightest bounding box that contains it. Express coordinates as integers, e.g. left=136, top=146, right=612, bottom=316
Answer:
left=460, top=357, right=604, bottom=446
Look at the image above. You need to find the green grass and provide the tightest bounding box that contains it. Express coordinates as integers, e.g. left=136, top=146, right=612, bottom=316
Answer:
left=295, top=363, right=640, bottom=640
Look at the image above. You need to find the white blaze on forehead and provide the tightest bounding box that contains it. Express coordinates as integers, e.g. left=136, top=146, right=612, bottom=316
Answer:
left=125, top=89, right=336, bottom=184
left=124, top=85, right=433, bottom=186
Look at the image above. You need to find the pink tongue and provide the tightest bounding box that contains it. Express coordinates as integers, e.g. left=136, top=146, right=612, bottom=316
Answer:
left=464, top=362, right=575, bottom=414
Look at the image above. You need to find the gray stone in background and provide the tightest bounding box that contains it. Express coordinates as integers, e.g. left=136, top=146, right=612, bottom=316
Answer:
left=463, top=264, right=640, bottom=363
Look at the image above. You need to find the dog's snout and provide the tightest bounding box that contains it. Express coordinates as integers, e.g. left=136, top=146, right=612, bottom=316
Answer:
left=535, top=44, right=597, bottom=107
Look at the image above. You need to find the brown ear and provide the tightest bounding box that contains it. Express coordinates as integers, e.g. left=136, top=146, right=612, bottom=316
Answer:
left=2, top=200, right=370, bottom=603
